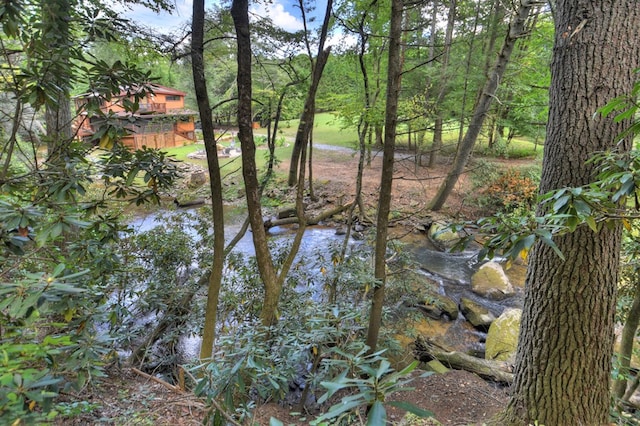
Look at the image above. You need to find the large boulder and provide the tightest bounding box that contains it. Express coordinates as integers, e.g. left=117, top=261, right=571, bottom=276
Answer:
left=471, top=261, right=514, bottom=300
left=428, top=222, right=460, bottom=250
left=188, top=170, right=207, bottom=187
left=459, top=297, right=496, bottom=330
left=485, top=308, right=522, bottom=362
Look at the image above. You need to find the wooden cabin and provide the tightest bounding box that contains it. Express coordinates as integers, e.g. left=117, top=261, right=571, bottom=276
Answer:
left=74, top=84, right=197, bottom=150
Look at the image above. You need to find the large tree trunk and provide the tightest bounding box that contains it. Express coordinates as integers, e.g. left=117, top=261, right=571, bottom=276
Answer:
left=502, top=2, right=640, bottom=424
left=428, top=0, right=532, bottom=211
left=192, top=0, right=226, bottom=360
left=366, top=0, right=403, bottom=353
left=231, top=0, right=280, bottom=327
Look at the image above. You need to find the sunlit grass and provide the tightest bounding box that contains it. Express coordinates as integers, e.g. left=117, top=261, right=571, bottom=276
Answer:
left=277, top=112, right=359, bottom=148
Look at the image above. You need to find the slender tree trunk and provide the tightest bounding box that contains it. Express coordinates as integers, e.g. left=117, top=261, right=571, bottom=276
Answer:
left=286, top=48, right=331, bottom=186
left=501, top=2, right=640, bottom=424
left=366, top=0, right=403, bottom=353
left=428, top=0, right=455, bottom=168
left=456, top=0, right=482, bottom=147
left=231, top=0, right=280, bottom=327
left=613, top=279, right=640, bottom=402
left=428, top=0, right=532, bottom=211
left=41, top=0, right=72, bottom=163
left=192, top=0, right=226, bottom=360
left=287, top=0, right=333, bottom=187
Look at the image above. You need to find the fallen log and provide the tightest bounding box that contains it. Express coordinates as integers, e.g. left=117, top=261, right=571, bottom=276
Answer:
left=414, top=337, right=514, bottom=383
left=264, top=202, right=354, bottom=229
left=174, top=197, right=206, bottom=208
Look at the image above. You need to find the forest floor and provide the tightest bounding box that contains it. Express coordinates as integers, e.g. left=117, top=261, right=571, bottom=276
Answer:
left=58, top=146, right=536, bottom=425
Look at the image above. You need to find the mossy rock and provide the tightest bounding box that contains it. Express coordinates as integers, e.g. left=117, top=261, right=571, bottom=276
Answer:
left=418, top=291, right=459, bottom=320
left=428, top=222, right=460, bottom=249
left=485, top=308, right=522, bottom=362
left=459, top=297, right=496, bottom=330
left=400, top=413, right=443, bottom=426
left=471, top=261, right=514, bottom=300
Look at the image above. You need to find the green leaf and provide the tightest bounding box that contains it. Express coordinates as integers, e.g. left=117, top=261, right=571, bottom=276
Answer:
left=585, top=216, right=599, bottom=232
left=387, top=401, right=434, bottom=418
left=375, top=359, right=391, bottom=379
left=52, top=264, right=66, bottom=277
left=320, top=399, right=362, bottom=420
left=396, top=360, right=419, bottom=377
left=367, top=401, right=386, bottom=425
left=552, top=194, right=570, bottom=213
left=269, top=417, right=284, bottom=426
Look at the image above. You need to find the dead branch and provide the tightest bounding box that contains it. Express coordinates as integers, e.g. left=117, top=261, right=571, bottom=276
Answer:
left=264, top=202, right=354, bottom=229
left=414, top=337, right=514, bottom=383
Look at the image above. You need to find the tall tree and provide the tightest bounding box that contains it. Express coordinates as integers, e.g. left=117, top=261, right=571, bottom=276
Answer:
left=428, top=0, right=533, bottom=211
left=287, top=0, right=333, bottom=187
left=231, top=0, right=307, bottom=327
left=41, top=0, right=73, bottom=162
left=365, top=0, right=403, bottom=353
left=428, top=0, right=455, bottom=168
left=191, top=0, right=226, bottom=360
left=232, top=0, right=279, bottom=327
left=502, top=1, right=640, bottom=424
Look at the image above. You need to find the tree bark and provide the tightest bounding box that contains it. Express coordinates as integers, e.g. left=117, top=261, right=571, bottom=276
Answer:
left=192, top=0, right=226, bottom=360
left=428, top=0, right=455, bottom=168
left=366, top=0, right=403, bottom=353
left=231, top=0, right=280, bottom=327
left=613, top=279, right=640, bottom=402
left=287, top=0, right=333, bottom=187
left=428, top=0, right=532, bottom=211
left=414, top=338, right=513, bottom=383
left=41, top=0, right=73, bottom=163
left=502, top=2, right=640, bottom=424
left=264, top=202, right=353, bottom=229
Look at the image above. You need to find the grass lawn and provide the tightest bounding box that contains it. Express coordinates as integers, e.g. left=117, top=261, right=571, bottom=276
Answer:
left=277, top=112, right=359, bottom=148
left=165, top=114, right=542, bottom=173
left=164, top=140, right=295, bottom=175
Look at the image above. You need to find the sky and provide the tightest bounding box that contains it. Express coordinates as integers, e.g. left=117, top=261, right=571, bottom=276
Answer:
left=121, top=0, right=327, bottom=34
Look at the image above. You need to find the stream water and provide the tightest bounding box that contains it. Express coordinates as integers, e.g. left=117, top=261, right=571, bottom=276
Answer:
left=128, top=210, right=525, bottom=360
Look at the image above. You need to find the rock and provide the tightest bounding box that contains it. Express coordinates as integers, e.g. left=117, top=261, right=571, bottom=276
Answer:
left=426, top=359, right=450, bottom=374
left=470, top=261, right=514, bottom=300
left=188, top=170, right=207, bottom=187
left=417, top=292, right=459, bottom=320
left=485, top=308, right=522, bottom=362
left=277, top=207, right=296, bottom=219
left=459, top=297, right=496, bottom=330
left=400, top=413, right=443, bottom=425
left=428, top=222, right=460, bottom=250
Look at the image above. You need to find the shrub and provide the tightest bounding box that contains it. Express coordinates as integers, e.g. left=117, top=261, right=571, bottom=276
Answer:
left=473, top=166, right=539, bottom=212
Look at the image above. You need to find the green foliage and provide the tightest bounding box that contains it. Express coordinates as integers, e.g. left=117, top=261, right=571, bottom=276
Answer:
left=0, top=265, right=108, bottom=424
left=311, top=348, right=433, bottom=425
left=98, top=144, right=181, bottom=205
left=598, top=68, right=640, bottom=140
left=194, top=303, right=370, bottom=425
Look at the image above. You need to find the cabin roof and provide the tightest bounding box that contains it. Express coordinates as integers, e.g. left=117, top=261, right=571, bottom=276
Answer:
left=74, top=83, right=187, bottom=99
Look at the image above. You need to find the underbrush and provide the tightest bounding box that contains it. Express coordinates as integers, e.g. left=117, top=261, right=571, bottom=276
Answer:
left=469, top=159, right=541, bottom=214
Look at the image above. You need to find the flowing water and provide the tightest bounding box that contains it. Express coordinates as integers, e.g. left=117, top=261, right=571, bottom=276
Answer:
left=128, top=209, right=525, bottom=360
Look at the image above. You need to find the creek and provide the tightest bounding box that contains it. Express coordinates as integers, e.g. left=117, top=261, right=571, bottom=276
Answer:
left=128, top=210, right=525, bottom=361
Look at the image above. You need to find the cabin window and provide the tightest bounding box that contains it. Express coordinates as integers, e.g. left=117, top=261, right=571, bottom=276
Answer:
left=166, top=95, right=181, bottom=101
